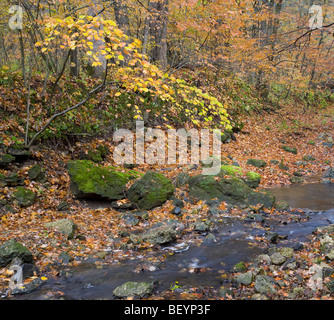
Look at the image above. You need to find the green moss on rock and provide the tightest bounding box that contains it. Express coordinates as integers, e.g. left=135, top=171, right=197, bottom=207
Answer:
left=127, top=171, right=175, bottom=210
left=0, top=154, right=15, bottom=168
left=282, top=145, right=297, bottom=154
left=244, top=171, right=261, bottom=188
left=218, top=165, right=243, bottom=177
left=0, top=239, right=34, bottom=267
left=67, top=160, right=136, bottom=200
left=11, top=187, right=36, bottom=207
left=188, top=175, right=275, bottom=208
left=246, top=159, right=267, bottom=168
left=188, top=175, right=225, bottom=201
left=28, top=164, right=46, bottom=182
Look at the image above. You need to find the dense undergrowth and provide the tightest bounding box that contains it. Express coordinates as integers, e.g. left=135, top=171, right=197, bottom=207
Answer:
left=1, top=65, right=333, bottom=149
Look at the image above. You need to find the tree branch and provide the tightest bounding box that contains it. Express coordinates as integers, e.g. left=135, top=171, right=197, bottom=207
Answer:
left=27, top=78, right=108, bottom=148
left=293, top=22, right=334, bottom=46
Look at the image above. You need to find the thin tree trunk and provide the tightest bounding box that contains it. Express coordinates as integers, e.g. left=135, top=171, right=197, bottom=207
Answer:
left=70, top=47, right=80, bottom=77
left=149, top=0, right=169, bottom=69
left=113, top=0, right=130, bottom=35
left=88, top=4, right=107, bottom=78
left=113, top=0, right=130, bottom=65
left=18, top=29, right=27, bottom=88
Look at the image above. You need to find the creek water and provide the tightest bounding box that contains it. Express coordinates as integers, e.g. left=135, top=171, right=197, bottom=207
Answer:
left=13, top=182, right=334, bottom=300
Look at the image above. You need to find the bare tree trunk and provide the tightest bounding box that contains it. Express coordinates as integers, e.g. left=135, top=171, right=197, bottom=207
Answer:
left=18, top=30, right=27, bottom=88
left=113, top=0, right=130, bottom=65
left=88, top=2, right=107, bottom=78
left=149, top=0, right=169, bottom=69
left=70, top=47, right=80, bottom=77
left=113, top=0, right=130, bottom=35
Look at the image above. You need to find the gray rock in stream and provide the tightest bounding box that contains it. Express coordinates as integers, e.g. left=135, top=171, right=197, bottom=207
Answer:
left=270, top=252, right=286, bottom=265
left=322, top=167, right=334, bottom=184
left=254, top=275, right=276, bottom=294
left=113, top=281, right=154, bottom=298
left=130, top=221, right=184, bottom=245
left=11, top=277, right=45, bottom=295
left=236, top=271, right=254, bottom=285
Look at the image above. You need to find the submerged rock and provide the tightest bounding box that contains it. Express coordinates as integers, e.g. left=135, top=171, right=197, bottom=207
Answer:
left=11, top=277, right=45, bottom=295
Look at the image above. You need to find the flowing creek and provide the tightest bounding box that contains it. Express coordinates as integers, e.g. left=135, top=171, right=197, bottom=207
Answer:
left=12, top=182, right=334, bottom=300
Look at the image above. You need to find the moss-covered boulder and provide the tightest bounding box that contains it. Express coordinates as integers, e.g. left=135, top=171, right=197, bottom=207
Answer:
left=0, top=154, right=15, bottom=168
left=218, top=165, right=243, bottom=177
left=244, top=171, right=261, bottom=188
left=246, top=159, right=267, bottom=168
left=247, top=190, right=275, bottom=208
left=219, top=177, right=252, bottom=202
left=0, top=239, right=34, bottom=268
left=278, top=161, right=289, bottom=171
left=7, top=144, right=31, bottom=162
left=173, top=172, right=190, bottom=188
left=302, top=155, right=316, bottom=162
left=188, top=175, right=225, bottom=201
left=0, top=172, right=24, bottom=187
left=127, top=171, right=174, bottom=210
left=233, top=261, right=247, bottom=272
left=220, top=130, right=235, bottom=144
left=28, top=164, right=46, bottom=182
left=188, top=175, right=275, bottom=208
left=67, top=160, right=137, bottom=201
left=0, top=173, right=6, bottom=187
left=11, top=187, right=36, bottom=207
left=78, top=145, right=110, bottom=163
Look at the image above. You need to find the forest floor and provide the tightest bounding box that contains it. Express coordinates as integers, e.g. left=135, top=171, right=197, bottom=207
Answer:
left=0, top=102, right=333, bottom=299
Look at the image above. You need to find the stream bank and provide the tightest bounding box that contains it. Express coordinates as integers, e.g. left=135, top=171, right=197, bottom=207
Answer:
left=7, top=181, right=334, bottom=300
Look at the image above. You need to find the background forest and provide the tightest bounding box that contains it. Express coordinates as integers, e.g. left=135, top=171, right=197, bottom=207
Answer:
left=0, top=0, right=333, bottom=146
